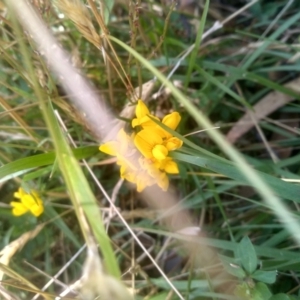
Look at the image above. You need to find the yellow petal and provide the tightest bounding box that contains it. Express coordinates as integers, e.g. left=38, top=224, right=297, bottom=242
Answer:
left=10, top=201, right=28, bottom=216
left=13, top=187, right=25, bottom=199
left=22, top=194, right=35, bottom=207
left=162, top=112, right=181, bottom=130
left=164, top=159, right=179, bottom=174
left=164, top=137, right=183, bottom=151
left=157, top=172, right=169, bottom=191
left=152, top=145, right=168, bottom=160
left=134, top=130, right=163, bottom=159
left=132, top=118, right=140, bottom=128
left=21, top=193, right=43, bottom=217
left=132, top=100, right=160, bottom=129
left=117, top=128, right=131, bottom=143
left=29, top=200, right=44, bottom=217
left=136, top=179, right=147, bottom=192
left=155, top=157, right=179, bottom=174
left=120, top=163, right=136, bottom=183
left=132, top=115, right=159, bottom=129
left=136, top=173, right=155, bottom=192
left=100, top=129, right=132, bottom=156
left=99, top=142, right=118, bottom=156
left=136, top=100, right=149, bottom=119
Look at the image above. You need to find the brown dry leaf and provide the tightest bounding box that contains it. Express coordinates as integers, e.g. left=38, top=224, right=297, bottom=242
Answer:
left=227, top=77, right=300, bottom=143
left=0, top=224, right=44, bottom=280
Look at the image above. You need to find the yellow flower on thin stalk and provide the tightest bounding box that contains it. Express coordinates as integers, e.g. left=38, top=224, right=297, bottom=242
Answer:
left=99, top=100, right=183, bottom=192
left=10, top=187, right=44, bottom=217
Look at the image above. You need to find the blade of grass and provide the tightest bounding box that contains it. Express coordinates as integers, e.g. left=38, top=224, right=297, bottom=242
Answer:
left=202, top=60, right=300, bottom=100
left=0, top=146, right=99, bottom=183
left=242, top=10, right=300, bottom=69
left=42, top=98, right=120, bottom=278
left=194, top=65, right=250, bottom=108
left=184, top=0, right=210, bottom=88
left=172, top=151, right=300, bottom=203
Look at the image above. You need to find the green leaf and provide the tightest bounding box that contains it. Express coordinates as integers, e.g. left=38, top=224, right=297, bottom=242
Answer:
left=253, top=282, right=272, bottom=300
left=219, top=254, right=246, bottom=278
left=147, top=292, right=169, bottom=300
left=252, top=270, right=277, bottom=284
left=234, top=282, right=252, bottom=300
left=42, top=101, right=120, bottom=278
left=242, top=11, right=300, bottom=69
left=184, top=0, right=209, bottom=87
left=221, top=260, right=246, bottom=279
left=269, top=294, right=294, bottom=300
left=101, top=0, right=114, bottom=24
left=237, top=236, right=258, bottom=274
left=0, top=146, right=99, bottom=183
left=172, top=152, right=300, bottom=203
left=235, top=282, right=272, bottom=300
left=45, top=206, right=81, bottom=248
left=202, top=61, right=300, bottom=101
left=194, top=65, right=250, bottom=108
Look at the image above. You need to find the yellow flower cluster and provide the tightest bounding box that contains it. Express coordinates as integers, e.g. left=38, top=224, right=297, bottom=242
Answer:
left=99, top=100, right=183, bottom=192
left=10, top=187, right=44, bottom=217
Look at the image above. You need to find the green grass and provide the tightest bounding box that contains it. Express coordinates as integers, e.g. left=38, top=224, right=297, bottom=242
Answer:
left=1, top=0, right=300, bottom=299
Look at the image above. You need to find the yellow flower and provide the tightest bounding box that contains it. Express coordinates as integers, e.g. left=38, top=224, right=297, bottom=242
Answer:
left=132, top=100, right=159, bottom=129
left=99, top=129, right=170, bottom=192
left=133, top=101, right=182, bottom=155
left=134, top=129, right=169, bottom=160
left=99, top=100, right=182, bottom=193
left=10, top=187, right=44, bottom=217
left=134, top=128, right=182, bottom=161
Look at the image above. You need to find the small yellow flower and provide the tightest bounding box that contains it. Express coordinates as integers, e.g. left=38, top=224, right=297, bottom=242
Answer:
left=132, top=100, right=159, bottom=129
left=134, top=127, right=182, bottom=161
left=10, top=187, right=44, bottom=217
left=134, top=129, right=169, bottom=160
left=99, top=100, right=182, bottom=192
left=99, top=129, right=169, bottom=192
left=133, top=101, right=182, bottom=155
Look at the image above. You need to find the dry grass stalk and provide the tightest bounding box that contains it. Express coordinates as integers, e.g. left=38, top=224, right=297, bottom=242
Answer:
left=0, top=224, right=44, bottom=280
left=55, top=0, right=101, bottom=49
left=0, top=224, right=49, bottom=300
